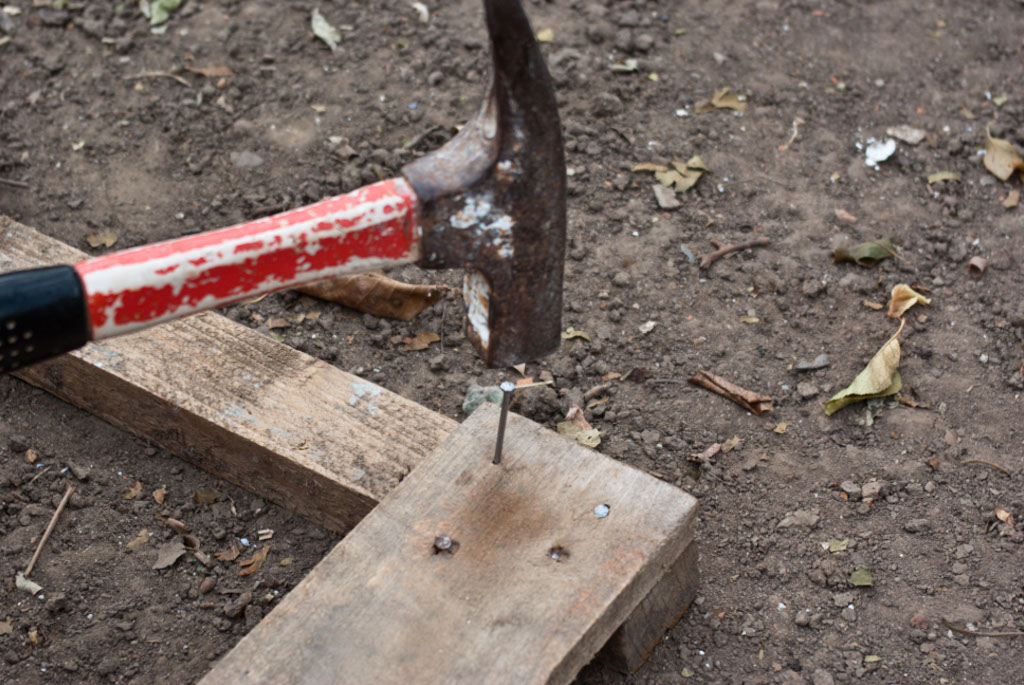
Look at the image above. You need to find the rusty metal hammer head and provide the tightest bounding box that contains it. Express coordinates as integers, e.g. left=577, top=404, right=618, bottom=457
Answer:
left=402, top=0, right=566, bottom=368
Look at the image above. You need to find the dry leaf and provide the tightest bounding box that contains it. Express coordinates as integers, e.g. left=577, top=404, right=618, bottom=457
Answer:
left=721, top=436, right=742, bottom=452
left=699, top=87, right=746, bottom=112
left=25, top=448, right=38, bottom=463
left=773, top=422, right=789, bottom=434
left=152, top=539, right=187, bottom=570
left=983, top=129, right=1024, bottom=181
left=689, top=370, right=773, bottom=415
left=834, top=208, right=857, bottom=223
left=535, top=28, right=554, bottom=42
left=1004, top=189, right=1021, bottom=209
left=632, top=162, right=669, bottom=173
left=194, top=489, right=221, bottom=505
left=825, top=538, right=849, bottom=553
left=967, top=256, right=987, bottom=279
left=402, top=331, right=440, bottom=351
left=296, top=273, right=446, bottom=321
left=125, top=529, right=149, bottom=551
left=216, top=542, right=241, bottom=562
left=152, top=488, right=166, bottom=504
left=887, top=284, right=931, bottom=318
left=0, top=620, right=12, bottom=636
left=740, top=315, right=759, bottom=324
left=556, top=405, right=601, bottom=447
left=863, top=300, right=884, bottom=311
left=122, top=481, right=143, bottom=500
left=311, top=7, right=341, bottom=51
left=165, top=518, right=187, bottom=535
left=86, top=230, right=118, bottom=248
left=15, top=572, right=42, bottom=595
left=995, top=508, right=1015, bottom=526
left=561, top=327, right=591, bottom=341
left=265, top=316, right=290, bottom=329
left=833, top=237, right=897, bottom=267
left=824, top=322, right=904, bottom=415
left=184, top=64, right=234, bottom=78
left=238, top=545, right=271, bottom=576
left=926, top=171, right=961, bottom=185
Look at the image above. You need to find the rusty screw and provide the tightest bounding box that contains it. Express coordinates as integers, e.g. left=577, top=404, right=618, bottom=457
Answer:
left=492, top=381, right=515, bottom=465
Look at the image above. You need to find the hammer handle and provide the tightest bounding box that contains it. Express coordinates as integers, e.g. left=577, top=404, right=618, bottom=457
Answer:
left=0, top=179, right=419, bottom=372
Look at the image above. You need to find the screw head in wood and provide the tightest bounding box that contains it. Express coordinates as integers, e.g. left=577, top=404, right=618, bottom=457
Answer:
left=433, top=534, right=453, bottom=552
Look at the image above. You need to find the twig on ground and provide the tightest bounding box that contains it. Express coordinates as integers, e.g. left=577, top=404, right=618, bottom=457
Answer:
left=943, top=620, right=1024, bottom=638
left=439, top=302, right=446, bottom=355
left=24, top=484, right=76, bottom=577
left=962, top=459, right=1011, bottom=476
left=25, top=465, right=52, bottom=487
left=699, top=237, right=771, bottom=270
left=124, top=71, right=191, bottom=87
left=583, top=383, right=611, bottom=401
left=0, top=177, right=30, bottom=189
left=777, top=117, right=806, bottom=152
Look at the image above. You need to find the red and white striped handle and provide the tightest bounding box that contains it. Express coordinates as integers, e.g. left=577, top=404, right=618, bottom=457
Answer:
left=74, top=178, right=420, bottom=340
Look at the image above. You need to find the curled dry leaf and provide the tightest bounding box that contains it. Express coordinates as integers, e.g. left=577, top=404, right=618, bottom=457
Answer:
left=86, top=230, right=118, bottom=248
left=1004, top=189, right=1021, bottom=209
left=152, top=539, right=187, bottom=570
left=824, top=321, right=904, bottom=416
left=194, top=489, right=220, bottom=505
left=833, top=237, right=897, bottom=267
left=125, top=528, right=150, bottom=551
left=887, top=284, right=931, bottom=319
left=967, top=256, right=987, bottom=279
left=689, top=370, right=773, bottom=415
left=556, top=405, right=601, bottom=447
left=402, top=331, right=440, bottom=351
left=165, top=518, right=188, bottom=535
left=122, top=481, right=143, bottom=500
left=994, top=507, right=1015, bottom=526
left=238, top=545, right=271, bottom=577
left=152, top=488, right=166, bottom=504
left=926, top=171, right=961, bottom=185
left=721, top=436, right=742, bottom=452
left=311, top=8, right=341, bottom=51
left=983, top=129, right=1024, bottom=181
left=216, top=542, right=242, bottom=562
left=834, top=208, right=857, bottom=223
left=296, top=272, right=447, bottom=321
left=561, top=327, right=591, bottom=341
left=696, top=87, right=747, bottom=113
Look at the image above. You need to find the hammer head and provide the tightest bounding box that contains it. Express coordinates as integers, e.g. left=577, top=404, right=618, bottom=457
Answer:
left=402, top=0, right=566, bottom=368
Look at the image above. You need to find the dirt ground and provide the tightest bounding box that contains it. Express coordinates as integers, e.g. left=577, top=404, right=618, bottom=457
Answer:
left=2, top=0, right=1024, bottom=683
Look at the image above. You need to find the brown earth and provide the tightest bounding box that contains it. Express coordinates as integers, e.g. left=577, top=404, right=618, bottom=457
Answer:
left=2, top=1, right=1024, bottom=684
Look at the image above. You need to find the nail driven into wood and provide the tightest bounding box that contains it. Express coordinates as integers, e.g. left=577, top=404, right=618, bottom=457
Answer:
left=492, top=381, right=516, bottom=465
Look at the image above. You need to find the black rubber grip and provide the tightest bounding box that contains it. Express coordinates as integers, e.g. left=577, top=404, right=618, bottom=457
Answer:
left=0, top=265, right=90, bottom=373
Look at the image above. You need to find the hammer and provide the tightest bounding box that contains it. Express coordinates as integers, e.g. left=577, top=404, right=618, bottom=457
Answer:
left=0, top=0, right=565, bottom=374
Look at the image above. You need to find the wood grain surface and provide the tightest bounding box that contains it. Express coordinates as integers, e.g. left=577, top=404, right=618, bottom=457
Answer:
left=201, top=403, right=698, bottom=685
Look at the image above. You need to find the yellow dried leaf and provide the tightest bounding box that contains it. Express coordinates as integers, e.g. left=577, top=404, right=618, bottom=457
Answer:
left=86, top=230, right=118, bottom=248
left=721, top=436, right=742, bottom=452
left=740, top=315, right=759, bottom=324
left=926, top=171, right=961, bottom=185
left=535, top=28, right=554, bottom=42
left=125, top=529, right=150, bottom=551
left=863, top=300, right=884, bottom=311
left=194, top=489, right=221, bottom=504
left=773, top=422, right=789, bottom=434
left=632, top=162, right=669, bottom=173
left=887, top=284, right=931, bottom=319
left=710, top=87, right=746, bottom=111
left=556, top=405, right=601, bottom=447
left=834, top=208, right=857, bottom=223
left=983, top=129, right=1024, bottom=181
left=824, top=322, right=904, bottom=415
left=1003, top=189, right=1020, bottom=209
left=152, top=488, right=166, bottom=504
left=561, top=327, right=591, bottom=341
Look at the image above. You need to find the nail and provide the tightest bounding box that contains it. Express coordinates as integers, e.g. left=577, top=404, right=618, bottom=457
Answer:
left=493, top=381, right=516, bottom=465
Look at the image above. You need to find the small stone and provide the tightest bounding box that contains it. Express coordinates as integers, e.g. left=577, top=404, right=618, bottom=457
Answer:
left=841, top=606, right=856, bottom=622
left=905, top=482, right=924, bottom=495
left=794, top=611, right=811, bottom=627
left=778, top=509, right=819, bottom=529
left=954, top=544, right=974, bottom=560
left=224, top=591, right=253, bottom=619
left=591, top=92, right=624, bottom=118
left=611, top=271, right=631, bottom=287
left=427, top=71, right=444, bottom=86
left=924, top=481, right=936, bottom=493
left=832, top=591, right=855, bottom=608
left=811, top=669, right=836, bottom=685
left=230, top=150, right=264, bottom=168
left=801, top=279, right=826, bottom=297
left=953, top=574, right=970, bottom=586
left=617, top=9, right=640, bottom=26
left=861, top=481, right=883, bottom=500
left=951, top=562, right=968, bottom=574
left=428, top=354, right=447, bottom=373
left=199, top=576, right=217, bottom=594
left=66, top=461, right=91, bottom=481
left=904, top=518, right=931, bottom=534
left=652, top=184, right=680, bottom=209
left=797, top=382, right=820, bottom=399
left=795, top=354, right=830, bottom=371
left=840, top=481, right=862, bottom=500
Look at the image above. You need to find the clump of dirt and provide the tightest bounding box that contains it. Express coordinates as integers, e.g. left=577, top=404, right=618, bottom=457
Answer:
left=2, top=1, right=1024, bottom=684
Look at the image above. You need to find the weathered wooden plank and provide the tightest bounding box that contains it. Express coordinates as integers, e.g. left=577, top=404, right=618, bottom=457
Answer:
left=0, top=215, right=457, bottom=532
left=598, top=540, right=699, bottom=673
left=201, top=403, right=698, bottom=685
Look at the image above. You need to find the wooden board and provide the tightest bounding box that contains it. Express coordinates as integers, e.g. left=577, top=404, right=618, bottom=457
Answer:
left=201, top=403, right=698, bottom=685
left=599, top=539, right=698, bottom=673
left=1, top=216, right=700, bottom=672
left=0, top=215, right=457, bottom=532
